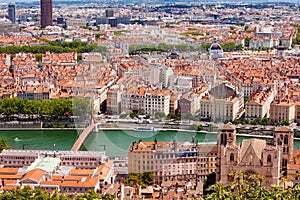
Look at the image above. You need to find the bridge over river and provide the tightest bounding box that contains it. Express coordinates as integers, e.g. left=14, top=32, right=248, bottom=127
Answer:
left=71, top=124, right=96, bottom=151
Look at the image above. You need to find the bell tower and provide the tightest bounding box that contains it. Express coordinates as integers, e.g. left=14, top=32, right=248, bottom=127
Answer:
left=218, top=124, right=236, bottom=146
left=273, top=126, right=294, bottom=170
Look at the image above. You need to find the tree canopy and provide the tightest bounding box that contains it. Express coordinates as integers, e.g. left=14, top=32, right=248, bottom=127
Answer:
left=0, top=97, right=91, bottom=119
left=206, top=170, right=300, bottom=200
left=125, top=172, right=154, bottom=188
left=0, top=40, right=107, bottom=55
left=0, top=186, right=115, bottom=200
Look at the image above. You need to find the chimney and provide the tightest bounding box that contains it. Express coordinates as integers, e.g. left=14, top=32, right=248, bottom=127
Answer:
left=173, top=137, right=177, bottom=151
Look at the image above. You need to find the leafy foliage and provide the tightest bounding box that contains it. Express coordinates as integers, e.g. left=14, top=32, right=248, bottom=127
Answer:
left=200, top=42, right=243, bottom=52
left=129, top=43, right=195, bottom=55
left=0, top=137, right=11, bottom=152
left=206, top=171, right=300, bottom=200
left=125, top=172, right=154, bottom=188
left=0, top=186, right=115, bottom=200
left=0, top=97, right=90, bottom=119
left=0, top=40, right=107, bottom=55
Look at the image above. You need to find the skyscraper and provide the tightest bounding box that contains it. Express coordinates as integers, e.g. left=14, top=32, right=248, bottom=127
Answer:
left=40, top=0, right=52, bottom=28
left=8, top=2, right=16, bottom=24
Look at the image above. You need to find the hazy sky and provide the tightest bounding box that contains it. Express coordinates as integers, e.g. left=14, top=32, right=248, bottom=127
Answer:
left=0, top=0, right=298, bottom=3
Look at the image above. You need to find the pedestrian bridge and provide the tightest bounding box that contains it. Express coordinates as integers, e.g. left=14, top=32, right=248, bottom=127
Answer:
left=71, top=124, right=96, bottom=151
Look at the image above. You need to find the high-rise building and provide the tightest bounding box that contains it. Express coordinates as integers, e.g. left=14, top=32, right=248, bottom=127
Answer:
left=40, top=0, right=52, bottom=28
left=8, top=2, right=16, bottom=24
left=105, top=9, right=114, bottom=17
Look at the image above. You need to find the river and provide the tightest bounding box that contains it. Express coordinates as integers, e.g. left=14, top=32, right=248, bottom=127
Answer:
left=1, top=129, right=299, bottom=157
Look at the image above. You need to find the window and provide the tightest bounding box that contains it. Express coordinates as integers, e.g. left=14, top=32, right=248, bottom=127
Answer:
left=267, top=154, right=271, bottom=163
left=284, top=135, right=288, bottom=145
left=230, top=153, right=234, bottom=162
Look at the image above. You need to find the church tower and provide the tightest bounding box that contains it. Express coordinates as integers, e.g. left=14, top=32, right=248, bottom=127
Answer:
left=216, top=124, right=237, bottom=181
left=273, top=127, right=294, bottom=171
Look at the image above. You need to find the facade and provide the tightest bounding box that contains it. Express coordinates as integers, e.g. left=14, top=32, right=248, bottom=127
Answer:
left=40, top=0, right=52, bottom=28
left=144, top=90, right=171, bottom=116
left=121, top=89, right=145, bottom=114
left=199, top=83, right=244, bottom=122
left=121, top=89, right=171, bottom=116
left=0, top=150, right=107, bottom=169
left=128, top=139, right=198, bottom=183
left=107, top=86, right=122, bottom=114
left=269, top=101, right=295, bottom=123
left=8, top=2, right=16, bottom=23
left=216, top=125, right=294, bottom=187
left=296, top=102, right=300, bottom=122
left=209, top=43, right=224, bottom=59
left=196, top=143, right=218, bottom=181
left=245, top=89, right=275, bottom=121
left=96, top=17, right=130, bottom=27
left=0, top=150, right=114, bottom=193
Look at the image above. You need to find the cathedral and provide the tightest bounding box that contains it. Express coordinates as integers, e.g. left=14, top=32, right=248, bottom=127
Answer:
left=216, top=124, right=294, bottom=186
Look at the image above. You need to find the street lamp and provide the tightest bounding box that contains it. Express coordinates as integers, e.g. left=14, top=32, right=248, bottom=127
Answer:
left=22, top=144, right=28, bottom=150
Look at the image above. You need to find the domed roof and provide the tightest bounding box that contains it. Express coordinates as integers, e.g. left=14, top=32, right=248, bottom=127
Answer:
left=210, top=43, right=222, bottom=50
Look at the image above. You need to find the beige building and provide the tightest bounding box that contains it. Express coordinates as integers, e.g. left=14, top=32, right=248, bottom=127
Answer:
left=128, top=139, right=198, bottom=183
left=245, top=89, right=275, bottom=121
left=107, top=86, right=122, bottom=114
left=269, top=101, right=295, bottom=123
left=199, top=83, right=244, bottom=122
left=295, top=102, right=300, bottom=122
left=121, top=88, right=171, bottom=116
left=216, top=125, right=294, bottom=187
left=144, top=90, right=171, bottom=116
left=196, top=143, right=218, bottom=181
left=121, top=89, right=145, bottom=114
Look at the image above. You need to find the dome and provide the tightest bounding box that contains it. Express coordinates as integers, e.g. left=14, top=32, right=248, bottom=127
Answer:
left=210, top=43, right=222, bottom=50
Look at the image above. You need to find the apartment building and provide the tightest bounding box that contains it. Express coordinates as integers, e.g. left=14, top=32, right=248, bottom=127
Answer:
left=178, top=85, right=209, bottom=115
left=121, top=88, right=171, bottom=116
left=245, top=89, right=275, bottom=121
left=269, top=100, right=295, bottom=123
left=144, top=90, right=171, bottom=116
left=196, top=143, right=218, bottom=181
left=121, top=88, right=146, bottom=114
left=107, top=86, right=122, bottom=114
left=296, top=102, right=300, bottom=122
left=199, top=83, right=244, bottom=122
left=0, top=150, right=107, bottom=169
left=128, top=139, right=198, bottom=183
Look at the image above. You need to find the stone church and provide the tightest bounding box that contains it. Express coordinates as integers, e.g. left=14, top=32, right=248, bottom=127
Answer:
left=216, top=124, right=294, bottom=186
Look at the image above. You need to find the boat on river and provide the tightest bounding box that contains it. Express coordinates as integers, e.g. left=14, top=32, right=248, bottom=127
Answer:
left=134, top=126, right=156, bottom=132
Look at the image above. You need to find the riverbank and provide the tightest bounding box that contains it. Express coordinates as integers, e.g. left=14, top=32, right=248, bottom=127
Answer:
left=0, top=128, right=79, bottom=131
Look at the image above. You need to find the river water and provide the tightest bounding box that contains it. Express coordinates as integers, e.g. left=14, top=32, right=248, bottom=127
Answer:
left=1, top=130, right=299, bottom=157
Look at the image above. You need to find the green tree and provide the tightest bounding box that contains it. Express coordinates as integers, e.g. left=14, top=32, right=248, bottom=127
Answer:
left=175, top=113, right=182, bottom=121
left=283, top=119, right=290, bottom=126
left=129, top=112, right=138, bottom=119
left=197, top=124, right=203, bottom=131
left=261, top=117, right=269, bottom=126
left=166, top=113, right=176, bottom=120
left=184, top=113, right=193, bottom=120
left=0, top=137, right=11, bottom=152
left=141, top=172, right=154, bottom=186
left=155, top=112, right=165, bottom=119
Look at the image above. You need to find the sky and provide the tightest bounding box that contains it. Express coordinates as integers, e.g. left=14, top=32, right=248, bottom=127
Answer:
left=0, top=0, right=298, bottom=3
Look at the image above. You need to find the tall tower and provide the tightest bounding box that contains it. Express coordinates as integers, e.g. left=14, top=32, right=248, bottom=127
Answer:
left=8, top=2, right=16, bottom=24
left=273, top=126, right=294, bottom=172
left=40, top=0, right=52, bottom=28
